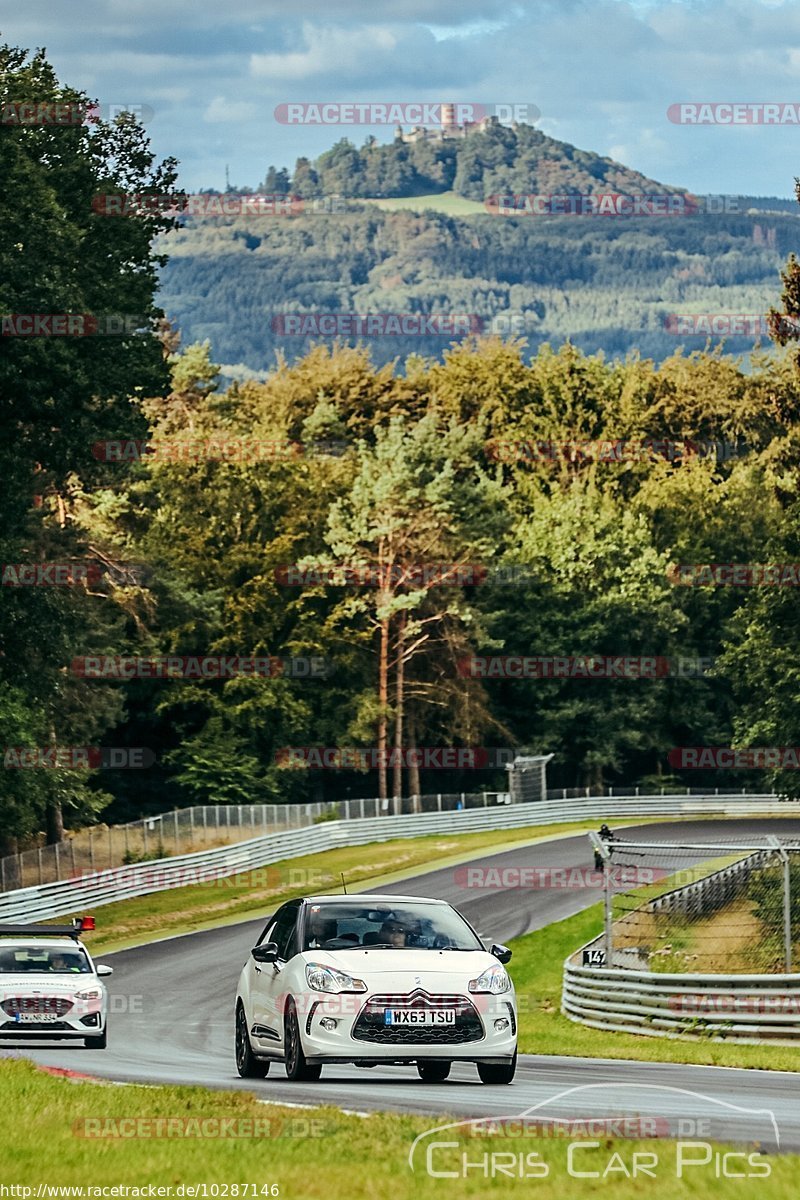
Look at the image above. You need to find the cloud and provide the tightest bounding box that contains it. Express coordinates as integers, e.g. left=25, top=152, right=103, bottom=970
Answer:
left=250, top=23, right=399, bottom=81
left=204, top=96, right=259, bottom=123
left=1, top=0, right=799, bottom=194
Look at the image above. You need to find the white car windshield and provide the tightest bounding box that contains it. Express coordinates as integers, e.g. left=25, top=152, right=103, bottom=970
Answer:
left=303, top=902, right=483, bottom=950
left=0, top=947, right=92, bottom=974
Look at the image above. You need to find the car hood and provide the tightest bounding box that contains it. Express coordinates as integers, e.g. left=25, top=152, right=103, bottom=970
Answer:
left=0, top=974, right=99, bottom=994
left=303, top=948, right=504, bottom=980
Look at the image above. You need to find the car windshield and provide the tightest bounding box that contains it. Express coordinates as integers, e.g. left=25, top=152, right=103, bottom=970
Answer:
left=303, top=901, right=483, bottom=951
left=0, top=947, right=92, bottom=974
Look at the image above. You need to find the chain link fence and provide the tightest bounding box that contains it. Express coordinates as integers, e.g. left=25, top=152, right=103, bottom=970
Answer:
left=591, top=834, right=800, bottom=974
left=0, top=790, right=512, bottom=892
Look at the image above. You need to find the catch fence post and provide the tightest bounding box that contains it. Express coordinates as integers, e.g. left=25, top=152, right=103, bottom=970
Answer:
left=604, top=860, right=613, bottom=963
left=783, top=848, right=793, bottom=973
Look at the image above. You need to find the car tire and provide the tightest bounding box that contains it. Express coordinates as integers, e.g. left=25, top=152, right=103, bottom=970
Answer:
left=235, top=1003, right=270, bottom=1078
left=284, top=1000, right=322, bottom=1081
left=477, top=1050, right=517, bottom=1084
left=417, top=1060, right=451, bottom=1083
left=84, top=1027, right=107, bottom=1050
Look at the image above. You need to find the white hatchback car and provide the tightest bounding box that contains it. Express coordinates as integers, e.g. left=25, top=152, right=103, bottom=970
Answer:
left=235, top=894, right=517, bottom=1084
left=0, top=919, right=112, bottom=1048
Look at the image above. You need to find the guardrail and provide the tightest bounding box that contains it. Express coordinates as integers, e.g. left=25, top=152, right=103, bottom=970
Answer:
left=647, top=850, right=774, bottom=920
left=563, top=957, right=800, bottom=1044
left=0, top=783, right=769, bottom=891
left=0, top=792, right=792, bottom=923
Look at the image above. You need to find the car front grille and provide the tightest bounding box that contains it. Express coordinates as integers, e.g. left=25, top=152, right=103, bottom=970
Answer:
left=1, top=997, right=74, bottom=1017
left=0, top=1020, right=72, bottom=1031
left=352, top=989, right=484, bottom=1045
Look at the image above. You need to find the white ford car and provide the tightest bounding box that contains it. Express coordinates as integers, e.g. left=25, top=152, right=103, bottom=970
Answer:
left=235, top=894, right=517, bottom=1084
left=0, top=918, right=112, bottom=1048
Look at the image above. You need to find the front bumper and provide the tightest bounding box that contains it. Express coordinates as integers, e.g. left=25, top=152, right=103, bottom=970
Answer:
left=298, top=989, right=517, bottom=1063
left=0, top=998, right=106, bottom=1039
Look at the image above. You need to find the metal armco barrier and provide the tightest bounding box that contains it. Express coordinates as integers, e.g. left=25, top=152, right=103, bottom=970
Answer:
left=0, top=792, right=792, bottom=923
left=563, top=957, right=800, bottom=1045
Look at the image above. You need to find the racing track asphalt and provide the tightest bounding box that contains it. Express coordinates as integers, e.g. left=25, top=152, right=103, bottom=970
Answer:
left=6, top=818, right=800, bottom=1150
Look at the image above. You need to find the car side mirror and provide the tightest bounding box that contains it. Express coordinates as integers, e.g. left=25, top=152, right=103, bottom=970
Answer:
left=96, top=964, right=114, bottom=977
left=491, top=944, right=512, bottom=965
left=252, top=942, right=279, bottom=964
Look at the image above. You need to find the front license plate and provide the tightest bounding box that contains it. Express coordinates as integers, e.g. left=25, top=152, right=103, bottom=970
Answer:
left=384, top=1009, right=456, bottom=1026
left=15, top=1012, right=62, bottom=1023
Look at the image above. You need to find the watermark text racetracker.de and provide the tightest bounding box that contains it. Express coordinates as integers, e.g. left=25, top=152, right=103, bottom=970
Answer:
left=91, top=193, right=346, bottom=218
left=70, top=656, right=329, bottom=680
left=458, top=655, right=715, bottom=679
left=488, top=437, right=745, bottom=465
left=485, top=193, right=741, bottom=217
left=668, top=746, right=800, bottom=769
left=77, top=865, right=331, bottom=892
left=664, top=314, right=778, bottom=337
left=669, top=563, right=800, bottom=586
left=668, top=101, right=800, bottom=124
left=92, top=438, right=349, bottom=464
left=270, top=313, right=483, bottom=338
left=454, top=864, right=668, bottom=889
left=3, top=747, right=154, bottom=769
left=1, top=314, right=151, bottom=337
left=73, top=1116, right=329, bottom=1139
left=0, top=101, right=154, bottom=125
left=273, top=101, right=540, bottom=125
left=275, top=747, right=515, bottom=770
left=2, top=563, right=103, bottom=587
left=274, top=563, right=534, bottom=587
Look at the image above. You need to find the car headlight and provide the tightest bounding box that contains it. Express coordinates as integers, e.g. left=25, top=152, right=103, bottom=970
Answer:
left=74, top=987, right=103, bottom=1001
left=468, top=965, right=511, bottom=994
left=305, top=963, right=367, bottom=994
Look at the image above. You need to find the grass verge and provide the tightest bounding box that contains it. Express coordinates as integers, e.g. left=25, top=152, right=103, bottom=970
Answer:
left=359, top=190, right=487, bottom=215
left=1, top=1057, right=797, bottom=1196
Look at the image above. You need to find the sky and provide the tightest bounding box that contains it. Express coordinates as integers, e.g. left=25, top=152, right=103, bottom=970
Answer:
left=1, top=0, right=799, bottom=196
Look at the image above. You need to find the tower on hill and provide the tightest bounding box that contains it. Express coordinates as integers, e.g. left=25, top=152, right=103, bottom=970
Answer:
left=394, top=102, right=497, bottom=144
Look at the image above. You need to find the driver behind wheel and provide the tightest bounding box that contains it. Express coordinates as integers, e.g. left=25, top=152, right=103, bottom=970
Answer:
left=378, top=918, right=409, bottom=947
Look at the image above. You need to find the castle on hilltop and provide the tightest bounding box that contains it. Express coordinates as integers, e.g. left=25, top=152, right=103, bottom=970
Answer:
left=394, top=103, right=499, bottom=145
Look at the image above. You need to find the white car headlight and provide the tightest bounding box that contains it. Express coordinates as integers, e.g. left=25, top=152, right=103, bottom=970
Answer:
left=74, top=987, right=103, bottom=1001
left=468, top=965, right=511, bottom=994
left=305, top=963, right=367, bottom=994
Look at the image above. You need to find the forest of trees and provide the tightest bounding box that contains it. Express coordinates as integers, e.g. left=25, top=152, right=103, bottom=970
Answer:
left=6, top=43, right=800, bottom=852
left=159, top=204, right=798, bottom=377
left=161, top=125, right=798, bottom=378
